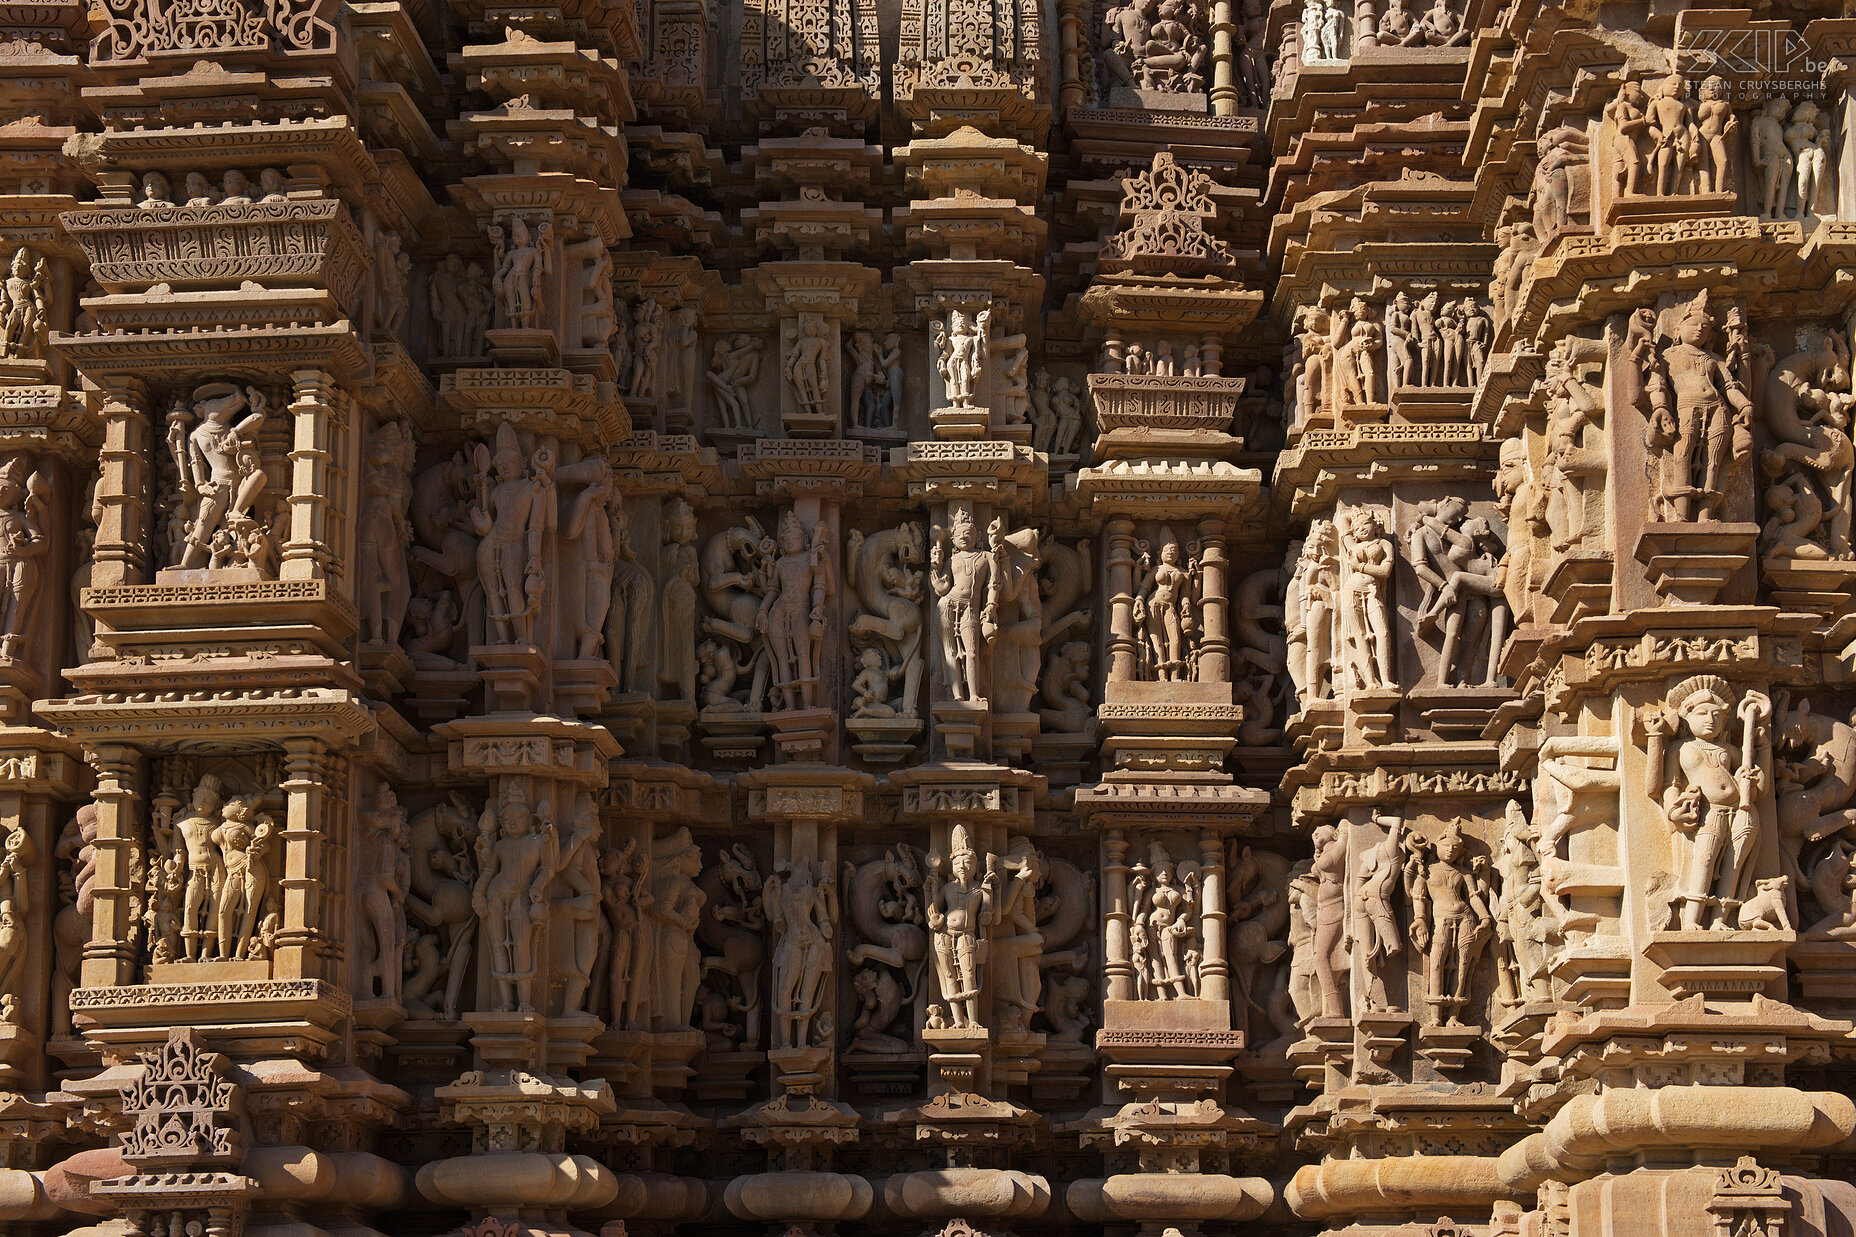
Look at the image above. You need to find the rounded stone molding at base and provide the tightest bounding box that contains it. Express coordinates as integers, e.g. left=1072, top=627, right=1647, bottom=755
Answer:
left=416, top=1151, right=617, bottom=1212
left=1285, top=1155, right=1518, bottom=1221
left=725, top=1170, right=875, bottom=1222
left=882, top=1168, right=1051, bottom=1219
left=1067, top=1172, right=1273, bottom=1222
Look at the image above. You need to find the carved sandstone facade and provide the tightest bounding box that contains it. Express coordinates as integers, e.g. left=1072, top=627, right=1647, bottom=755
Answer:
left=0, top=5, right=1850, bottom=1237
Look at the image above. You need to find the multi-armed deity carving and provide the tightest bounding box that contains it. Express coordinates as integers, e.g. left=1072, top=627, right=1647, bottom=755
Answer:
left=488, top=216, right=553, bottom=330
left=931, top=309, right=990, bottom=410
left=471, top=783, right=559, bottom=1013
left=765, top=858, right=838, bottom=1049
left=0, top=248, right=46, bottom=361
left=1404, top=821, right=1495, bottom=1028
left=758, top=510, right=834, bottom=713
left=924, top=823, right=998, bottom=1030
left=1643, top=675, right=1774, bottom=931
left=929, top=503, right=1000, bottom=706
left=471, top=423, right=555, bottom=647
left=163, top=382, right=278, bottom=575
left=1405, top=497, right=1508, bottom=688
left=1640, top=293, right=1754, bottom=525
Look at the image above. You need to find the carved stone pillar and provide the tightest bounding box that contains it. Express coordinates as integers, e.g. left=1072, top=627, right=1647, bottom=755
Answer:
left=1102, top=828, right=1134, bottom=1001
left=78, top=744, right=141, bottom=990
left=273, top=740, right=333, bottom=982
left=282, top=368, right=341, bottom=582
left=1104, top=518, right=1138, bottom=683
left=1196, top=517, right=1231, bottom=685
left=90, top=379, right=150, bottom=589
left=1209, top=0, right=1239, bottom=115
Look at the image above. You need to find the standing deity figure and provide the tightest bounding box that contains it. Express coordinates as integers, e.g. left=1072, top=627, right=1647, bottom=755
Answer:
left=1644, top=292, right=1753, bottom=523
left=1309, top=823, right=1347, bottom=1018
left=649, top=830, right=707, bottom=1029
left=925, top=823, right=997, bottom=1029
left=930, top=505, right=1000, bottom=703
left=1338, top=507, right=1394, bottom=691
left=1133, top=529, right=1202, bottom=682
left=169, top=775, right=226, bottom=961
left=357, top=420, right=416, bottom=645
left=0, top=454, right=47, bottom=660
left=358, top=787, right=410, bottom=1003
left=1049, top=376, right=1084, bottom=455
left=599, top=838, right=644, bottom=1027
left=1406, top=821, right=1495, bottom=1027
left=1493, top=800, right=1552, bottom=1007
left=1751, top=97, right=1796, bottom=220
left=1606, top=79, right=1650, bottom=198
left=553, top=793, right=603, bottom=1016
left=1131, top=842, right=1201, bottom=1000
left=472, top=784, right=559, bottom=1012
left=1284, top=520, right=1337, bottom=705
left=848, top=329, right=883, bottom=427
left=932, top=309, right=990, bottom=408
left=490, top=216, right=552, bottom=330
left=212, top=795, right=275, bottom=961
left=0, top=247, right=45, bottom=359
left=756, top=511, right=833, bottom=711
left=765, top=858, right=838, bottom=1049
left=784, top=317, right=831, bottom=418
left=430, top=254, right=468, bottom=357
left=565, top=460, right=617, bottom=659
left=1645, top=73, right=1695, bottom=196
left=1354, top=812, right=1405, bottom=1010
left=1644, top=675, right=1773, bottom=930
left=170, top=382, right=269, bottom=570
left=1696, top=75, right=1736, bottom=195
left=470, top=423, right=554, bottom=646
left=630, top=299, right=664, bottom=400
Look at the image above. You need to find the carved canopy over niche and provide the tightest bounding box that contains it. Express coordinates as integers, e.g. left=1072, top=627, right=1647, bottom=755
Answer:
left=742, top=0, right=882, bottom=123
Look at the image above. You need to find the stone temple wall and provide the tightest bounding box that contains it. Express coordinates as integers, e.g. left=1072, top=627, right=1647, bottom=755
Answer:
left=0, top=0, right=1850, bottom=1235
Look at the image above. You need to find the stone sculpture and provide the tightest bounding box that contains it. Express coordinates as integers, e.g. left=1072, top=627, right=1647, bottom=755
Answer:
left=1643, top=292, right=1752, bottom=524
left=166, top=382, right=271, bottom=572
left=1644, top=676, right=1773, bottom=931
left=925, top=823, right=996, bottom=1029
